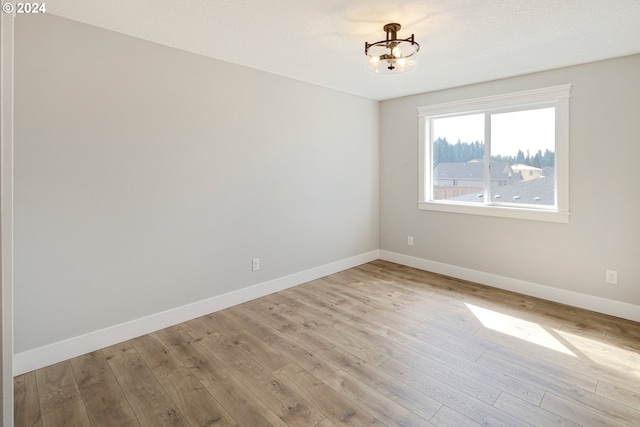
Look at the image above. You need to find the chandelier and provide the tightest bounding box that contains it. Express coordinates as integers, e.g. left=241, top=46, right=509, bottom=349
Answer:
left=365, top=23, right=420, bottom=74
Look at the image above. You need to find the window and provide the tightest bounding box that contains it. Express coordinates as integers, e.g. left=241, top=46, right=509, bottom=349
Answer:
left=418, top=85, right=570, bottom=223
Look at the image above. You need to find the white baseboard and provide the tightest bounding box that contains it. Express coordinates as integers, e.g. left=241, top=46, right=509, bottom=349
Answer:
left=13, top=250, right=380, bottom=376
left=379, top=250, right=640, bottom=323
left=15, top=249, right=638, bottom=375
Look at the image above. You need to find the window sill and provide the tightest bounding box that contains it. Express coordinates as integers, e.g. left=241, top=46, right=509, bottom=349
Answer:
left=418, top=201, right=570, bottom=223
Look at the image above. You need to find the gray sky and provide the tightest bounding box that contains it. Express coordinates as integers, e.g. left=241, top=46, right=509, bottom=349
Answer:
left=433, top=107, right=555, bottom=157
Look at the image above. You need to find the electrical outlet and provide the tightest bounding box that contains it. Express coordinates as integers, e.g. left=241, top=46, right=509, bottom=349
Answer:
left=407, top=236, right=414, bottom=246
left=252, top=258, right=260, bottom=272
left=605, top=269, right=617, bottom=285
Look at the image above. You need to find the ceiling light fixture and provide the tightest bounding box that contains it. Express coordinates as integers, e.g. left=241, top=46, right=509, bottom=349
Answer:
left=365, top=23, right=420, bottom=74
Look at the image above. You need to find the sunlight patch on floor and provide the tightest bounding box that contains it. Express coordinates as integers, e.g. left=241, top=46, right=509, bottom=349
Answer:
left=465, top=303, right=576, bottom=356
left=555, top=329, right=640, bottom=378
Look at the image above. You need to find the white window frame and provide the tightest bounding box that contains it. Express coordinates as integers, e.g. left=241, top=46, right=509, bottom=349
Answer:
left=418, top=85, right=571, bottom=223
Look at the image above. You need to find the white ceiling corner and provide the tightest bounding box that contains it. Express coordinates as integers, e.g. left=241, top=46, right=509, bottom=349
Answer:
left=45, top=0, right=640, bottom=100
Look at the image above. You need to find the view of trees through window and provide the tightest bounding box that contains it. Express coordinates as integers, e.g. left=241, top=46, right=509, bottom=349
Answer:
left=433, top=138, right=555, bottom=168
left=420, top=85, right=570, bottom=219
left=431, top=107, right=556, bottom=206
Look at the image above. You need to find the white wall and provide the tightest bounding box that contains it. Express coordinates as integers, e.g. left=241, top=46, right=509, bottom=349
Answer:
left=13, top=13, right=639, bottom=374
left=14, top=14, right=379, bottom=354
left=1, top=9, right=15, bottom=426
left=380, top=54, right=640, bottom=310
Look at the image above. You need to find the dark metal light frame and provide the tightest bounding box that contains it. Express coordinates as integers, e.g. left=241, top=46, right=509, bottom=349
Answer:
left=365, top=23, right=420, bottom=73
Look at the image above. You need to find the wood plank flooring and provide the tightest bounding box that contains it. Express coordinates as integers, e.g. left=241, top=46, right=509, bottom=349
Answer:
left=14, top=260, right=640, bottom=426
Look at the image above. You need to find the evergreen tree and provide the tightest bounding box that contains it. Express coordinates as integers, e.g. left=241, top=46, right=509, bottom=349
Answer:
left=533, top=150, right=543, bottom=168
left=433, top=138, right=554, bottom=168
left=543, top=149, right=554, bottom=167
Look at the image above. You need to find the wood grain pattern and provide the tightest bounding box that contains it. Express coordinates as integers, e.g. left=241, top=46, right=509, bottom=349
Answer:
left=132, top=334, right=237, bottom=427
left=274, top=363, right=384, bottom=426
left=103, top=342, right=189, bottom=426
left=206, top=374, right=287, bottom=427
left=35, top=361, right=81, bottom=415
left=70, top=351, right=139, bottom=427
left=322, top=369, right=432, bottom=427
left=14, top=260, right=640, bottom=426
left=40, top=399, right=91, bottom=427
left=13, top=370, right=42, bottom=427
left=155, top=367, right=237, bottom=427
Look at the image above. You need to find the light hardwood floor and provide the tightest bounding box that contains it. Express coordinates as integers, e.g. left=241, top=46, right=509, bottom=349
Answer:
left=14, top=260, right=640, bottom=426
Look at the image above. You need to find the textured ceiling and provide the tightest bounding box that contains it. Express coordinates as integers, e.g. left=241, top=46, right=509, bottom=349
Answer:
left=47, top=0, right=640, bottom=100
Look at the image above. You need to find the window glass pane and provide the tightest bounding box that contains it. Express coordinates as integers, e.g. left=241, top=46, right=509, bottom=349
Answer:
left=418, top=85, right=570, bottom=221
left=489, top=108, right=555, bottom=207
left=432, top=114, right=484, bottom=202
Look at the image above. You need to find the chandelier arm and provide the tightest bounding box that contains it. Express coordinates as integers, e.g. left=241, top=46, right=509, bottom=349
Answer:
left=365, top=37, right=420, bottom=57
left=364, top=23, right=420, bottom=74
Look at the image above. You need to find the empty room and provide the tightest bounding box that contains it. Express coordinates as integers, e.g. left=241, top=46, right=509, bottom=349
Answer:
left=2, top=1, right=640, bottom=426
